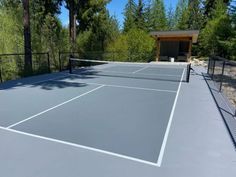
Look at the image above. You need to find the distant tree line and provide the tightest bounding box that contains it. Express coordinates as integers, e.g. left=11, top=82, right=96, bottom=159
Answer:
left=0, top=0, right=235, bottom=74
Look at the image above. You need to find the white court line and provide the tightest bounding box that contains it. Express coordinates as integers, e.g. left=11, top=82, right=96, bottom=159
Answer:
left=132, top=66, right=149, bottom=74
left=0, top=126, right=160, bottom=167
left=78, top=68, right=180, bottom=77
left=156, top=68, right=185, bottom=167
left=66, top=75, right=177, bottom=93
left=86, top=82, right=176, bottom=93
left=7, top=85, right=104, bottom=128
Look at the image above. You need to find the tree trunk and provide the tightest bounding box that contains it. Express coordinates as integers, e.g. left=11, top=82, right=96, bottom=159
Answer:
left=22, top=0, right=32, bottom=75
left=69, top=2, right=77, bottom=51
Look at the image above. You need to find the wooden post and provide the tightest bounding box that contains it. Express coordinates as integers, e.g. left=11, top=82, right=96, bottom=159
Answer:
left=188, top=38, right=192, bottom=62
left=156, top=38, right=160, bottom=61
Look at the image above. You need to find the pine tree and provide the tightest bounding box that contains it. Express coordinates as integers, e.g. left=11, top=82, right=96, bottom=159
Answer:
left=150, top=0, right=168, bottom=30
left=166, top=5, right=175, bottom=30
left=76, top=1, right=119, bottom=51
left=187, top=0, right=203, bottom=30
left=144, top=0, right=152, bottom=31
left=204, top=0, right=230, bottom=19
left=199, top=0, right=233, bottom=57
left=123, top=0, right=137, bottom=32
left=135, top=0, right=146, bottom=30
left=174, top=0, right=189, bottom=29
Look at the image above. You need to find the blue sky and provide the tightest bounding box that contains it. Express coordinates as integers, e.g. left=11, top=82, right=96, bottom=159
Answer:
left=58, top=0, right=178, bottom=27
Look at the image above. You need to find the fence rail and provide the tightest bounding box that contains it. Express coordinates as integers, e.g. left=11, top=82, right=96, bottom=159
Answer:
left=0, top=51, right=156, bottom=83
left=0, top=52, right=50, bottom=83
left=207, top=56, right=236, bottom=116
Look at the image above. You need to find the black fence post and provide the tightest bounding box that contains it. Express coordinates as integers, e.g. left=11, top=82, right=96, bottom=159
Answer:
left=59, top=51, right=62, bottom=72
left=207, top=57, right=211, bottom=74
left=212, top=58, right=216, bottom=80
left=69, top=55, right=72, bottom=74
left=219, top=61, right=225, bottom=92
left=47, top=52, right=51, bottom=73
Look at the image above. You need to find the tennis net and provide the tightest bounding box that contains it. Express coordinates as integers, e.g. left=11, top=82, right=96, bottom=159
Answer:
left=69, top=58, right=191, bottom=83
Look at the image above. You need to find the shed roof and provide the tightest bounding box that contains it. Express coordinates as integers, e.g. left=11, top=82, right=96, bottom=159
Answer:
left=150, top=30, right=199, bottom=43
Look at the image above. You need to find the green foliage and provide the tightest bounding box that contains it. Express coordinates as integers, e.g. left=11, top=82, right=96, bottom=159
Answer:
left=0, top=57, right=19, bottom=81
left=1, top=0, right=236, bottom=82
left=123, top=0, right=137, bottom=32
left=187, top=0, right=203, bottom=30
left=166, top=5, right=175, bottom=30
left=135, top=0, right=146, bottom=30
left=176, top=6, right=190, bottom=30
left=30, top=0, right=69, bottom=70
left=174, top=0, right=188, bottom=29
left=75, top=0, right=111, bottom=32
left=76, top=10, right=120, bottom=52
left=106, top=28, right=155, bottom=62
left=199, top=0, right=234, bottom=57
left=0, top=3, right=23, bottom=53
left=149, top=0, right=168, bottom=30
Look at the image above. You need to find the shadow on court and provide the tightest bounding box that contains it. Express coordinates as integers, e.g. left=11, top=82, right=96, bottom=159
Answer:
left=30, top=80, right=88, bottom=90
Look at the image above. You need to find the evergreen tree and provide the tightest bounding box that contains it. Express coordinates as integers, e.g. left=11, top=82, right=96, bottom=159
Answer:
left=123, top=0, right=137, bottom=32
left=77, top=5, right=119, bottom=52
left=150, top=0, right=168, bottom=30
left=76, top=0, right=110, bottom=32
left=199, top=0, right=233, bottom=57
left=174, top=0, right=188, bottom=29
left=144, top=0, right=152, bottom=31
left=187, top=0, right=203, bottom=30
left=166, top=4, right=175, bottom=30
left=135, top=0, right=146, bottom=30
left=204, top=0, right=231, bottom=19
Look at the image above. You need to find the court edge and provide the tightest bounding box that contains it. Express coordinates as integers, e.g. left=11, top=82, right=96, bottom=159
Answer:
left=156, top=69, right=185, bottom=166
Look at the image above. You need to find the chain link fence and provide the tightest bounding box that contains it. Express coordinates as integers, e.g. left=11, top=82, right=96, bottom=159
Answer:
left=0, top=52, right=50, bottom=83
left=207, top=56, right=236, bottom=116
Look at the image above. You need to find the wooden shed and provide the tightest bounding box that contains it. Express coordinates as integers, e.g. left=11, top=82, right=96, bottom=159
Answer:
left=150, top=30, right=199, bottom=62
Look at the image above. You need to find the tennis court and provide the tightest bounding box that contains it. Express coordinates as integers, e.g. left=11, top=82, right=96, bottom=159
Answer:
left=0, top=60, right=235, bottom=177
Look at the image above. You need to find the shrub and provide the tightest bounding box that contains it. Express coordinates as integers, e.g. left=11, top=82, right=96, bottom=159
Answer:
left=106, top=28, right=155, bottom=62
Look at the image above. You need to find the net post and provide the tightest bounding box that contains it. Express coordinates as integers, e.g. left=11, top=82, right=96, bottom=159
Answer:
left=186, top=63, right=191, bottom=83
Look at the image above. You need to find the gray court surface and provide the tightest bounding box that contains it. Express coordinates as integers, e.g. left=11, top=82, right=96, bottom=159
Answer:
left=0, top=64, right=236, bottom=177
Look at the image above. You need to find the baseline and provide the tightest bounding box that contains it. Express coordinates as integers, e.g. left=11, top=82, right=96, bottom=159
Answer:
left=0, top=126, right=160, bottom=167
